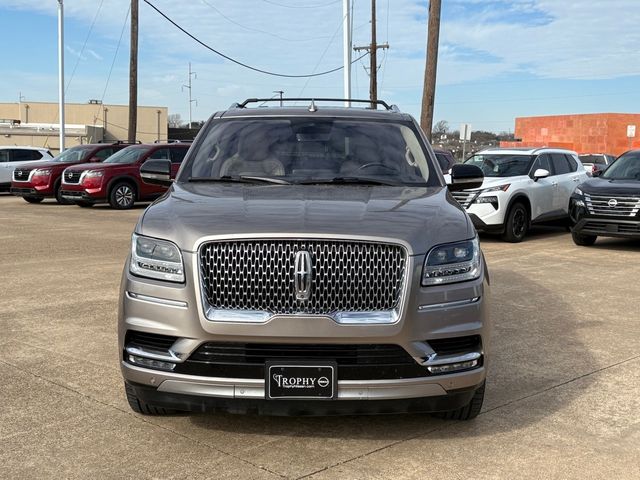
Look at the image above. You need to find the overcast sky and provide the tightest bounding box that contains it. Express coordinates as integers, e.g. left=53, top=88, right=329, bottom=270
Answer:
left=2, top=0, right=640, bottom=132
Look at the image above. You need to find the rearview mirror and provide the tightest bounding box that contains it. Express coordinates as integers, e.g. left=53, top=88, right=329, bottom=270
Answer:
left=448, top=164, right=484, bottom=191
left=140, top=159, right=172, bottom=186
left=532, top=168, right=549, bottom=181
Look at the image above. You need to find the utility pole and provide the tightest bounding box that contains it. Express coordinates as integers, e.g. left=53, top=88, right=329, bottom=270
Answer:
left=420, top=0, right=441, bottom=141
left=354, top=0, right=389, bottom=108
left=128, top=0, right=138, bottom=143
left=342, top=0, right=351, bottom=106
left=182, top=62, right=197, bottom=128
left=273, top=90, right=284, bottom=107
left=57, top=0, right=66, bottom=151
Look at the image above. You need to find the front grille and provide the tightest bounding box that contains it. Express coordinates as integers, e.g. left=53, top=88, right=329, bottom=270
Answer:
left=582, top=221, right=640, bottom=234
left=124, top=331, right=177, bottom=353
left=199, top=239, right=406, bottom=316
left=175, top=342, right=428, bottom=380
left=428, top=335, right=481, bottom=355
left=451, top=191, right=476, bottom=208
left=63, top=171, right=82, bottom=184
left=585, top=194, right=640, bottom=217
left=13, top=168, right=32, bottom=182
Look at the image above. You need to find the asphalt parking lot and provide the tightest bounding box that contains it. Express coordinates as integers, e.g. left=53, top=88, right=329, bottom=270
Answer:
left=1, top=194, right=639, bottom=479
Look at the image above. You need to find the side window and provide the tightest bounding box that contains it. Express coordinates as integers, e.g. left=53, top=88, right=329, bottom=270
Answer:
left=11, top=149, right=43, bottom=162
left=0, top=150, right=10, bottom=162
left=551, top=153, right=571, bottom=175
left=94, top=148, right=114, bottom=160
left=170, top=147, right=187, bottom=164
left=564, top=154, right=579, bottom=171
left=149, top=148, right=170, bottom=160
left=532, top=154, right=553, bottom=174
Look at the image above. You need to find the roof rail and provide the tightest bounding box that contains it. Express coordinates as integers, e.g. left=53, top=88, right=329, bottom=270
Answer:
left=153, top=139, right=193, bottom=144
left=236, top=98, right=396, bottom=111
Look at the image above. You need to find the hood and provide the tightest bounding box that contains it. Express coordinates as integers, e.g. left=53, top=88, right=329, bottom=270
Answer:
left=137, top=183, right=474, bottom=255
left=12, top=160, right=56, bottom=171
left=580, top=177, right=640, bottom=196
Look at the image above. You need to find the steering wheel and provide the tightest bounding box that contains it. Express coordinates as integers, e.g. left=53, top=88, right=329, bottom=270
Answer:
left=356, top=162, right=398, bottom=173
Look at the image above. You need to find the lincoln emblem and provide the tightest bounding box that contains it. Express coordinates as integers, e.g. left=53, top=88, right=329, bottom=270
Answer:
left=294, top=250, right=312, bottom=301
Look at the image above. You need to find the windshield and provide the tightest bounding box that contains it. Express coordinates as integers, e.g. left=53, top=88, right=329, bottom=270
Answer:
left=104, top=147, right=150, bottom=164
left=179, top=118, right=436, bottom=186
left=52, top=146, right=94, bottom=163
left=579, top=155, right=606, bottom=165
left=464, top=153, right=534, bottom=177
left=601, top=151, right=640, bottom=180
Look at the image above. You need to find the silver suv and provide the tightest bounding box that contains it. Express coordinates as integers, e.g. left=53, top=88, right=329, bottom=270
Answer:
left=119, top=98, right=490, bottom=419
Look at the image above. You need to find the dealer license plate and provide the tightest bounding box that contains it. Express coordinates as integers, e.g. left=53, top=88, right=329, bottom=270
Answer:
left=266, top=363, right=336, bottom=400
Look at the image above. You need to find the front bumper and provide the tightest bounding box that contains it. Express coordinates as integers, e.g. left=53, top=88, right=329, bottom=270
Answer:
left=60, top=189, right=103, bottom=203
left=571, top=198, right=640, bottom=238
left=119, top=247, right=490, bottom=413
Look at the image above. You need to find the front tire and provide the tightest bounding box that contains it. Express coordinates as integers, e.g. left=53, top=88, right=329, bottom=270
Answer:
left=55, top=182, right=73, bottom=205
left=434, top=382, right=485, bottom=420
left=125, top=383, right=176, bottom=415
left=572, top=231, right=597, bottom=246
left=109, top=182, right=136, bottom=209
left=23, top=196, right=43, bottom=204
left=501, top=202, right=529, bottom=243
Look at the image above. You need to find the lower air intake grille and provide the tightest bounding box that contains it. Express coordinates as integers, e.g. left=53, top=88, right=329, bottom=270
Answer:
left=175, top=343, right=429, bottom=380
left=124, top=331, right=177, bottom=353
left=428, top=335, right=481, bottom=355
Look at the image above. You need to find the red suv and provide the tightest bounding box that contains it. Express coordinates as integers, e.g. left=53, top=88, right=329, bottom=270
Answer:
left=11, top=142, right=131, bottom=204
left=60, top=142, right=189, bottom=209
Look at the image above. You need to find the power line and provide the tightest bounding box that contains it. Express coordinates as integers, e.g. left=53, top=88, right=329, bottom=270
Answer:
left=200, top=0, right=333, bottom=42
left=297, top=6, right=351, bottom=99
left=66, top=0, right=104, bottom=94
left=262, top=0, right=341, bottom=8
left=143, top=0, right=367, bottom=78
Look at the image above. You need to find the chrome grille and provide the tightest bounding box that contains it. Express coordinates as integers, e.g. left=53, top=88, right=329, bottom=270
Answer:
left=13, top=168, right=32, bottom=182
left=585, top=194, right=640, bottom=217
left=451, top=191, right=476, bottom=208
left=199, top=239, right=407, bottom=316
left=63, top=170, right=82, bottom=184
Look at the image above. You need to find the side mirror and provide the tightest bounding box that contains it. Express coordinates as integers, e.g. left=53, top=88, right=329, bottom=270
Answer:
left=88, top=156, right=101, bottom=163
left=448, top=164, right=484, bottom=191
left=532, top=168, right=549, bottom=181
left=592, top=169, right=603, bottom=177
left=140, top=159, right=172, bottom=186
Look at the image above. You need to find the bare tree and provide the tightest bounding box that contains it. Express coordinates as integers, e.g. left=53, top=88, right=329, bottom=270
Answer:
left=433, top=120, right=449, bottom=136
left=168, top=113, right=184, bottom=128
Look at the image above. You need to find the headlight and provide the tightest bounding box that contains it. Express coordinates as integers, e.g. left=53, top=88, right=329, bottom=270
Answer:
left=33, top=168, right=52, bottom=176
left=574, top=187, right=583, bottom=196
left=129, top=233, right=184, bottom=283
left=82, top=170, right=104, bottom=179
left=422, top=237, right=481, bottom=286
left=479, top=184, right=510, bottom=193
left=475, top=195, right=498, bottom=209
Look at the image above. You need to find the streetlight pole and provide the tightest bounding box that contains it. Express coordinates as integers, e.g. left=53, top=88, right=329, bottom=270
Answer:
left=343, top=0, right=351, bottom=106
left=57, top=0, right=65, bottom=152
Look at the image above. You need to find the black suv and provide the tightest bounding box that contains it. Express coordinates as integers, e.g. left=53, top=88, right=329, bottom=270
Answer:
left=570, top=149, right=640, bottom=245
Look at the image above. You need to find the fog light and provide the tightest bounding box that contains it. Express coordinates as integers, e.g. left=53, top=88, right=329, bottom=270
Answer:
left=427, top=359, right=478, bottom=374
left=128, top=355, right=176, bottom=371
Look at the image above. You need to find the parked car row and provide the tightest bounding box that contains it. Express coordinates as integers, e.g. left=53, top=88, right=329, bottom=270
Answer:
left=0, top=146, right=53, bottom=191
left=9, top=141, right=190, bottom=209
left=450, top=147, right=640, bottom=245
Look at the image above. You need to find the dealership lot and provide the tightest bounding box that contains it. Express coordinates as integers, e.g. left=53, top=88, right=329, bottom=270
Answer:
left=1, top=195, right=639, bottom=479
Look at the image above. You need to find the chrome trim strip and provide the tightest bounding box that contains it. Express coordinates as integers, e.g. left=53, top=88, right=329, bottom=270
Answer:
left=125, top=346, right=185, bottom=363
left=204, top=308, right=399, bottom=325
left=421, top=351, right=481, bottom=366
left=126, top=291, right=188, bottom=309
left=418, top=297, right=480, bottom=311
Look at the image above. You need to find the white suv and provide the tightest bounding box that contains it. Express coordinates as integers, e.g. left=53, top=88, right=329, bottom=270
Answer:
left=0, top=146, right=53, bottom=190
left=451, top=148, right=588, bottom=242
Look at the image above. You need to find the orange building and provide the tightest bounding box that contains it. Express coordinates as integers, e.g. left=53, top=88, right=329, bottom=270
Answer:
left=500, top=113, right=640, bottom=156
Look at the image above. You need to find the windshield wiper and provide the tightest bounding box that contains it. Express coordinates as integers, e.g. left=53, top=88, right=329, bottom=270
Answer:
left=298, top=176, right=401, bottom=186
left=187, top=175, right=290, bottom=185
